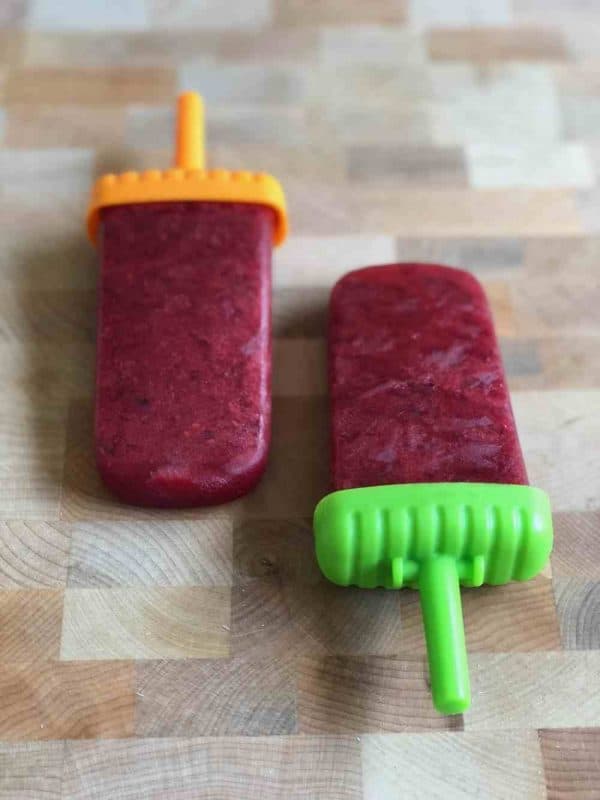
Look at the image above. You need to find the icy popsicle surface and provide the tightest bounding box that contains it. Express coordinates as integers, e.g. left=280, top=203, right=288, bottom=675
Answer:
left=96, top=201, right=274, bottom=507
left=88, top=92, right=287, bottom=507
left=314, top=263, right=553, bottom=715
left=329, top=263, right=528, bottom=490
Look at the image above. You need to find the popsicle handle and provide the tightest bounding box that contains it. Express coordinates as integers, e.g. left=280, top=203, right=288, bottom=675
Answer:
left=175, top=91, right=205, bottom=170
left=419, top=555, right=471, bottom=715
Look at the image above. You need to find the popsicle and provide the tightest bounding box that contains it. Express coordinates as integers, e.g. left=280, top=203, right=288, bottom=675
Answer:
left=87, top=93, right=287, bottom=507
left=314, top=263, right=553, bottom=714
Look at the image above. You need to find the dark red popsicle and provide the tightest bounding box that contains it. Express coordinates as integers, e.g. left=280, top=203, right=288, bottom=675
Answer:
left=87, top=92, right=287, bottom=507
left=95, top=201, right=274, bottom=507
left=329, top=263, right=528, bottom=491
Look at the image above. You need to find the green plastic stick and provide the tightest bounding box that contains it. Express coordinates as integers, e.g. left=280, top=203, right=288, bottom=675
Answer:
left=314, top=482, right=553, bottom=715
left=419, top=555, right=469, bottom=714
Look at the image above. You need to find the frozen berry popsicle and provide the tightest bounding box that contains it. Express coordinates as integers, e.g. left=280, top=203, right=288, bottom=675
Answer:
left=87, top=93, right=287, bottom=507
left=314, top=263, right=553, bottom=714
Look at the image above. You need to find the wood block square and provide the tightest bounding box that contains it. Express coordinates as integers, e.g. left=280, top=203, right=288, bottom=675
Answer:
left=348, top=145, right=468, bottom=187
left=6, top=67, right=176, bottom=105
left=68, top=519, right=232, bottom=588
left=540, top=728, right=600, bottom=800
left=60, top=587, right=230, bottom=660
left=5, top=105, right=126, bottom=149
left=231, top=578, right=404, bottom=662
left=465, top=653, right=600, bottom=730
left=362, top=730, right=546, bottom=799
left=427, top=26, right=568, bottom=62
left=275, top=0, right=407, bottom=25
left=233, top=517, right=320, bottom=586
left=0, top=589, right=63, bottom=663
left=463, top=576, right=561, bottom=652
left=298, top=655, right=462, bottom=734
left=0, top=521, right=71, bottom=588
left=135, top=657, right=296, bottom=737
left=63, top=736, right=363, bottom=800
left=552, top=511, right=600, bottom=579
left=0, top=661, right=134, bottom=740
left=0, top=741, right=64, bottom=799
left=554, top=577, right=600, bottom=650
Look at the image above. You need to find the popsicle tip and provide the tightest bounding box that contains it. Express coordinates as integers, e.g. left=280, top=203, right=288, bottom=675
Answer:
left=175, top=90, right=205, bottom=171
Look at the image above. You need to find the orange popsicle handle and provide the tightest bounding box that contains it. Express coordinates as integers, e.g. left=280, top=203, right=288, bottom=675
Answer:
left=87, top=92, right=288, bottom=245
left=175, top=91, right=205, bottom=170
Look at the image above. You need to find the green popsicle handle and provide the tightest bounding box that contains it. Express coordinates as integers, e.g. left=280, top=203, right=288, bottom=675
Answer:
left=313, top=482, right=553, bottom=715
left=419, top=555, right=470, bottom=715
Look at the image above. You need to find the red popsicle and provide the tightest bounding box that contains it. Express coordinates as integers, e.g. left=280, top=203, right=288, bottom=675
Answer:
left=329, top=263, right=528, bottom=490
left=87, top=93, right=287, bottom=507
left=314, top=263, right=553, bottom=715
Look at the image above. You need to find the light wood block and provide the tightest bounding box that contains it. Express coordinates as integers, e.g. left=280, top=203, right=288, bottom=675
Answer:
left=465, top=653, right=600, bottom=730
left=0, top=522, right=70, bottom=588
left=0, top=741, right=64, bottom=799
left=68, top=519, right=232, bottom=587
left=60, top=587, right=230, bottom=660
left=63, top=736, right=363, bottom=799
left=362, top=730, right=546, bottom=799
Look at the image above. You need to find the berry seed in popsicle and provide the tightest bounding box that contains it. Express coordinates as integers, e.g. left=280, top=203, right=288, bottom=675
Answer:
left=87, top=93, right=287, bottom=507
left=314, top=263, right=553, bottom=714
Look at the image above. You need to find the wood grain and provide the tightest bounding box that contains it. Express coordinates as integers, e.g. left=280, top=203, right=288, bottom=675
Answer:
left=0, top=589, right=63, bottom=662
left=135, top=657, right=297, bottom=737
left=0, top=741, right=64, bottom=799
left=68, top=519, right=232, bottom=587
left=231, top=578, right=404, bottom=662
left=396, top=576, right=561, bottom=655
left=554, top=577, right=600, bottom=650
left=0, top=521, right=70, bottom=588
left=0, top=407, right=66, bottom=520
left=465, top=653, right=600, bottom=730
left=1, top=2, right=599, bottom=796
left=298, top=655, right=462, bottom=734
left=540, top=728, right=600, bottom=800
left=362, top=730, right=546, bottom=799
left=552, top=512, right=600, bottom=579
left=63, top=737, right=363, bottom=800
left=60, top=587, right=230, bottom=660
left=297, top=655, right=462, bottom=734
left=0, top=661, right=134, bottom=740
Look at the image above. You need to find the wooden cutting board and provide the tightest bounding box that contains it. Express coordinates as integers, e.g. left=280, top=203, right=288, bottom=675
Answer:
left=0, top=2, right=599, bottom=797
